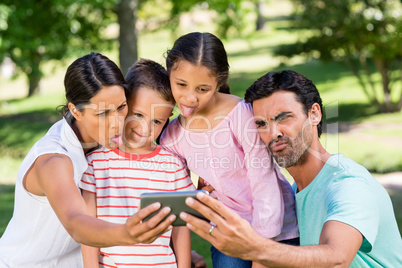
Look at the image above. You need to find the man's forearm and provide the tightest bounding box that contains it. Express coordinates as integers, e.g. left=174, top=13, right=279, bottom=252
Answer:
left=250, top=237, right=344, bottom=268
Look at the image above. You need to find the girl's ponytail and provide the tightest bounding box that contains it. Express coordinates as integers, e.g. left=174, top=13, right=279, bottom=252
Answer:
left=218, top=83, right=231, bottom=94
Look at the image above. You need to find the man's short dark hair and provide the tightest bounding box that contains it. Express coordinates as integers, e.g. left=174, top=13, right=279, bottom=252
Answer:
left=244, top=70, right=323, bottom=137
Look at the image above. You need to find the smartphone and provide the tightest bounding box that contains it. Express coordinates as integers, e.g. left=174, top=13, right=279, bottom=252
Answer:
left=140, top=190, right=210, bottom=226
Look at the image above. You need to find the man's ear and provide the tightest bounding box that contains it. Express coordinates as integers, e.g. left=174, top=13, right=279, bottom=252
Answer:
left=309, top=103, right=322, bottom=126
left=68, top=103, right=82, bottom=121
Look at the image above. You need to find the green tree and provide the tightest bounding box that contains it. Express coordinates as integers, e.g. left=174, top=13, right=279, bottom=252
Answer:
left=275, top=0, right=402, bottom=112
left=168, top=0, right=250, bottom=38
left=0, top=0, right=115, bottom=97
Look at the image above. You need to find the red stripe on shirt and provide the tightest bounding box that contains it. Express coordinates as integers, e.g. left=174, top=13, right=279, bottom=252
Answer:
left=93, top=166, right=182, bottom=174
left=97, top=205, right=138, bottom=209
left=92, top=158, right=180, bottom=167
left=97, top=195, right=140, bottom=199
left=114, top=261, right=176, bottom=266
left=101, top=252, right=175, bottom=257
left=94, top=175, right=189, bottom=183
left=96, top=184, right=191, bottom=192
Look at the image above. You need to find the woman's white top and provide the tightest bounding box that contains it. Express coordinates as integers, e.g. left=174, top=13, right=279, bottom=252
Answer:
left=0, top=118, right=87, bottom=267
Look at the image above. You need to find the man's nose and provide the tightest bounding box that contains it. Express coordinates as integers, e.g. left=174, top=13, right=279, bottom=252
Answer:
left=270, top=122, right=283, bottom=140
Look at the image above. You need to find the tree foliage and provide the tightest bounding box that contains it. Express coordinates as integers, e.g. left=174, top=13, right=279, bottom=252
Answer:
left=275, top=0, right=402, bottom=112
left=0, top=0, right=116, bottom=97
left=169, top=0, right=253, bottom=38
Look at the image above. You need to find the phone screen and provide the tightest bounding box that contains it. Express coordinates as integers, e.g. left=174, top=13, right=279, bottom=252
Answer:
left=140, top=190, right=210, bottom=226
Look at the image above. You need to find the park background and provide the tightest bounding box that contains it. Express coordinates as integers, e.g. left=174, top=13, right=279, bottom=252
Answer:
left=0, top=0, right=401, bottom=266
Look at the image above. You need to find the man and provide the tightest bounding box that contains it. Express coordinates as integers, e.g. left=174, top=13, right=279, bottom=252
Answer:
left=179, top=70, right=402, bottom=267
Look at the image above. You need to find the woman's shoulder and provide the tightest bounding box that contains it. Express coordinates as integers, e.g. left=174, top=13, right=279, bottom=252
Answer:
left=35, top=153, right=73, bottom=173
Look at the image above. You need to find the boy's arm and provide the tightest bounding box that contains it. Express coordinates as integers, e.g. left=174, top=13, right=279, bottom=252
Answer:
left=172, top=226, right=191, bottom=268
left=81, top=190, right=100, bottom=267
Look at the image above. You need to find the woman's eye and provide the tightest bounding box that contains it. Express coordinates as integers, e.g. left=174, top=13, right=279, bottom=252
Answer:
left=118, top=103, right=127, bottom=110
left=198, top=88, right=208, bottom=92
left=177, top=83, right=186, bottom=87
left=97, top=111, right=107, bottom=116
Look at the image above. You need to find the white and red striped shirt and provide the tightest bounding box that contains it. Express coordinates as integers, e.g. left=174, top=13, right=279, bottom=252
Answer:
left=79, top=145, right=195, bottom=267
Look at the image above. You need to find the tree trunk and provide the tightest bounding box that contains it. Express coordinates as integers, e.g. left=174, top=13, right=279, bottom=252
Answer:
left=255, top=0, right=265, bottom=31
left=27, top=54, right=43, bottom=97
left=27, top=69, right=42, bottom=97
left=117, top=0, right=139, bottom=75
left=374, top=58, right=394, bottom=112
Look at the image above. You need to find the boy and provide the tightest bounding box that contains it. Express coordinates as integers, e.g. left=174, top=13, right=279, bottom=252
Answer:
left=79, top=59, right=194, bottom=267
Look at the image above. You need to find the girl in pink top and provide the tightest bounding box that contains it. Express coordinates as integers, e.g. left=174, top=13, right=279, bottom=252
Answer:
left=160, top=32, right=299, bottom=268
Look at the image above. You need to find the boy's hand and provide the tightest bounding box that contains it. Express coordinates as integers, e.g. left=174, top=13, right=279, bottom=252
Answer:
left=125, top=202, right=175, bottom=244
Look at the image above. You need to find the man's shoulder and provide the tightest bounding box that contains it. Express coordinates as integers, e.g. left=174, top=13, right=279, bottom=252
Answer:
left=323, top=154, right=371, bottom=180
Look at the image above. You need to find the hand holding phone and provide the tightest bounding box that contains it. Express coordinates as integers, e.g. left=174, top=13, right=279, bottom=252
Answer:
left=140, top=190, right=210, bottom=226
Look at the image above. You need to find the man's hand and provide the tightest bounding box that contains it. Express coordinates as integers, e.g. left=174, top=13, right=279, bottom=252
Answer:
left=179, top=192, right=262, bottom=260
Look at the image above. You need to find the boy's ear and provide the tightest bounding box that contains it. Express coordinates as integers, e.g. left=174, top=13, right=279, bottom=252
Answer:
left=68, top=103, right=82, bottom=121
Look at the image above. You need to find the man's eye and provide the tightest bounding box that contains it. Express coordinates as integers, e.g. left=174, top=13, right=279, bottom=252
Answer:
left=153, top=120, right=162, bottom=125
left=134, top=113, right=142, bottom=118
left=255, top=121, right=266, bottom=128
left=277, top=115, right=290, bottom=121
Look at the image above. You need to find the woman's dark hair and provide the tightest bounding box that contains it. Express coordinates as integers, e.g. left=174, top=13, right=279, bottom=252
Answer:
left=244, top=70, right=324, bottom=137
left=165, top=32, right=230, bottom=94
left=125, top=58, right=173, bottom=103
left=60, top=52, right=127, bottom=117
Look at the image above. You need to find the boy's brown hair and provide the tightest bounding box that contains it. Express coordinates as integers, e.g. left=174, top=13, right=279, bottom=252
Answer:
left=125, top=58, right=173, bottom=103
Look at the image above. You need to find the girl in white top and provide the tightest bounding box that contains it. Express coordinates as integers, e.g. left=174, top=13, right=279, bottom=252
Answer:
left=0, top=53, right=176, bottom=267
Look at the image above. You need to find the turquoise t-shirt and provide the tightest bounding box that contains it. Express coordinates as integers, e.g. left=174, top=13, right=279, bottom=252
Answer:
left=294, top=154, right=402, bottom=267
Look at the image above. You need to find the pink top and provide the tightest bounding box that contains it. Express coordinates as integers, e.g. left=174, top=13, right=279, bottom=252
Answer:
left=160, top=100, right=298, bottom=240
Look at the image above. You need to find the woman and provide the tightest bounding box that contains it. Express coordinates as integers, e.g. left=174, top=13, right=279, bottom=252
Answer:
left=0, top=52, right=175, bottom=267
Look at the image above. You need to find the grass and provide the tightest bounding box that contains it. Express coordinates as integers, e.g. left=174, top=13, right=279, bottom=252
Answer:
left=0, top=185, right=15, bottom=235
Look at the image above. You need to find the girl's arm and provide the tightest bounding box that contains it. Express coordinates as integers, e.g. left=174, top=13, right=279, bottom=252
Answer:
left=235, top=102, right=284, bottom=238
left=172, top=226, right=191, bottom=268
left=252, top=262, right=267, bottom=268
left=30, top=153, right=175, bottom=247
left=197, top=177, right=215, bottom=193
left=81, top=190, right=100, bottom=267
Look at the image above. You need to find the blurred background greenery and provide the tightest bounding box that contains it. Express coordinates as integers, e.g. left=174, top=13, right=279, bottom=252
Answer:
left=0, top=0, right=401, bottom=266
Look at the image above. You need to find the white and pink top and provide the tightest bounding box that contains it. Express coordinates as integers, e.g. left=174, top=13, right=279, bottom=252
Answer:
left=80, top=145, right=195, bottom=267
left=160, top=100, right=299, bottom=241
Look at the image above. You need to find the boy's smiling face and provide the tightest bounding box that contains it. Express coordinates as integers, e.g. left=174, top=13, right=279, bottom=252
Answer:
left=124, top=87, right=174, bottom=153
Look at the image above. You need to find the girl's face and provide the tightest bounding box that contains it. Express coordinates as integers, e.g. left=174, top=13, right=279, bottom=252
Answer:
left=169, top=60, right=218, bottom=117
left=124, top=87, right=174, bottom=153
left=72, top=85, right=128, bottom=150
